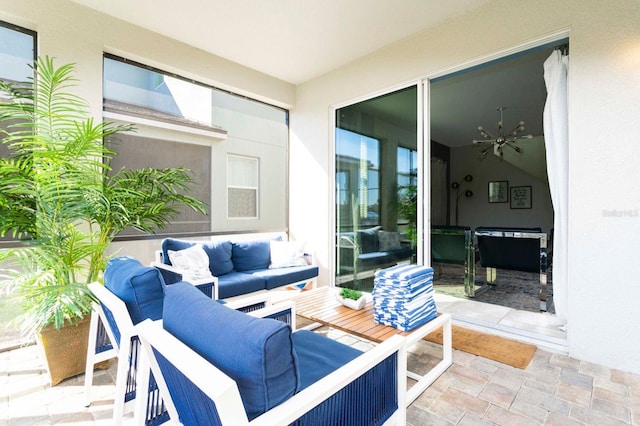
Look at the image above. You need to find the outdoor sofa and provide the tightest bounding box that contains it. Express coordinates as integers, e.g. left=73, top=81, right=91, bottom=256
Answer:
left=337, top=226, right=414, bottom=275
left=155, top=236, right=318, bottom=299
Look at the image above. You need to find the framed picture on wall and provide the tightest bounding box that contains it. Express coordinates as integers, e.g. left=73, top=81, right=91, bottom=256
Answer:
left=488, top=181, right=508, bottom=203
left=510, top=186, right=532, bottom=209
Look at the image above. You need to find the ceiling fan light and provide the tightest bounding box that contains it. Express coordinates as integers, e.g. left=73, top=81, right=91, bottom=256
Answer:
left=473, top=107, right=537, bottom=151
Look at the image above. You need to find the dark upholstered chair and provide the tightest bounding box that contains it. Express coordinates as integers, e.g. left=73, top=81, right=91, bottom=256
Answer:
left=475, top=227, right=550, bottom=311
left=430, top=226, right=476, bottom=296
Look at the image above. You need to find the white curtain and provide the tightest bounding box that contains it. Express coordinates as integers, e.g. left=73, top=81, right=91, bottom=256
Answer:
left=543, top=49, right=569, bottom=324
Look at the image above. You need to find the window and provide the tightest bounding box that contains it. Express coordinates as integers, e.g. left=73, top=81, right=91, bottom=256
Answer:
left=0, top=21, right=36, bottom=84
left=335, top=128, right=380, bottom=228
left=397, top=147, right=418, bottom=188
left=103, top=55, right=289, bottom=236
left=397, top=146, right=418, bottom=222
left=1, top=21, right=36, bottom=243
left=227, top=155, right=259, bottom=218
left=0, top=20, right=36, bottom=351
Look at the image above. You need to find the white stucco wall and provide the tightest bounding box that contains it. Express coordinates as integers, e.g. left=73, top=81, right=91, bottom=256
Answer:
left=291, top=0, right=640, bottom=374
left=450, top=145, right=554, bottom=232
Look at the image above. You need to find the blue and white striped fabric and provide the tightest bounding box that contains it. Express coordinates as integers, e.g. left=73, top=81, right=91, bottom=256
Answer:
left=373, top=264, right=437, bottom=332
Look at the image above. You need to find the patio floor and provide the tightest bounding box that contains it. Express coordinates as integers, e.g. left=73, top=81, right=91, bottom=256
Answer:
left=2, top=322, right=639, bottom=425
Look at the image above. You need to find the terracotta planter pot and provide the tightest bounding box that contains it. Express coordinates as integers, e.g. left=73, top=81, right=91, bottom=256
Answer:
left=37, top=316, right=108, bottom=386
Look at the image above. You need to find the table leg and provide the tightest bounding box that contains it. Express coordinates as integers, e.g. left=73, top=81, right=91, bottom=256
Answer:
left=405, top=313, right=453, bottom=405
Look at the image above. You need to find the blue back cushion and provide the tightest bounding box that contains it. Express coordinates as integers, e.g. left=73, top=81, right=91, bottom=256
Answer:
left=356, top=226, right=381, bottom=253
left=161, top=238, right=234, bottom=276
left=161, top=238, right=194, bottom=264
left=231, top=239, right=277, bottom=272
left=202, top=241, right=234, bottom=275
left=163, top=283, right=299, bottom=420
left=104, top=256, right=166, bottom=324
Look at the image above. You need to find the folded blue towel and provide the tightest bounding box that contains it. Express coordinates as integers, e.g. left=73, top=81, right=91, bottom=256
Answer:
left=372, top=264, right=438, bottom=331
left=374, top=264, right=434, bottom=281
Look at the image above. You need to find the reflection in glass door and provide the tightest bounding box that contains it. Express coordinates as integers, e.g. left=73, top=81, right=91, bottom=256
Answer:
left=335, top=86, right=418, bottom=291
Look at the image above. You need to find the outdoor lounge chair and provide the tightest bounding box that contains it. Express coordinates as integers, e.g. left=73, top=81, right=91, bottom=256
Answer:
left=84, top=257, right=278, bottom=426
left=135, top=283, right=407, bottom=425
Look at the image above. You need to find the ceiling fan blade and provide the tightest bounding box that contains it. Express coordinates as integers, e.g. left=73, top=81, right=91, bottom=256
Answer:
left=472, top=139, right=495, bottom=145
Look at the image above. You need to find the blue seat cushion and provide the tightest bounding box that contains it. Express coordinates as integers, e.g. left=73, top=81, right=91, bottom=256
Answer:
left=161, top=238, right=234, bottom=276
left=292, top=330, right=362, bottom=390
left=247, top=265, right=319, bottom=290
left=217, top=272, right=266, bottom=299
left=163, top=283, right=300, bottom=421
left=232, top=238, right=280, bottom=272
left=104, top=256, right=166, bottom=324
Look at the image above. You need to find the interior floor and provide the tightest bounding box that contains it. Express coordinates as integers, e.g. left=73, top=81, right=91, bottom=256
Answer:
left=431, top=262, right=565, bottom=353
left=434, top=291, right=567, bottom=354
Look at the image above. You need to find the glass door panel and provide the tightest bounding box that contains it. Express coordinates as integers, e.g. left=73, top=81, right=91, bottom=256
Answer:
left=335, top=86, right=418, bottom=291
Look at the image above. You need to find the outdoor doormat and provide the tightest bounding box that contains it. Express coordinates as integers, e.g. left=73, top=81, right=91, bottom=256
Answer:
left=425, top=325, right=537, bottom=369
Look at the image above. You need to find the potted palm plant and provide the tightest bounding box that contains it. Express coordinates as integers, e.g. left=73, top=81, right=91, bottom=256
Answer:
left=0, top=57, right=207, bottom=385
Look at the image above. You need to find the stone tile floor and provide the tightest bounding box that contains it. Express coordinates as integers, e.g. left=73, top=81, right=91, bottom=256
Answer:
left=1, top=324, right=639, bottom=425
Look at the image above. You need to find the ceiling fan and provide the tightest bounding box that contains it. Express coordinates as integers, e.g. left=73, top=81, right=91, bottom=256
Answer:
left=472, top=106, right=533, bottom=157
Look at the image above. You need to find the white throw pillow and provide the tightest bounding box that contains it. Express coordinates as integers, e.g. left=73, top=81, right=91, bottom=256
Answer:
left=168, top=245, right=213, bottom=281
left=269, top=240, right=308, bottom=268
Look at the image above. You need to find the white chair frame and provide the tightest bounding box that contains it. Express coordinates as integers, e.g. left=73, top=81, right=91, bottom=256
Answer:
left=84, top=282, right=145, bottom=425
left=84, top=282, right=277, bottom=425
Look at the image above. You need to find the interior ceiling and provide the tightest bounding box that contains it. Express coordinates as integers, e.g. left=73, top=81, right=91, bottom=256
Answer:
left=72, top=0, right=558, bottom=149
left=430, top=47, right=553, bottom=148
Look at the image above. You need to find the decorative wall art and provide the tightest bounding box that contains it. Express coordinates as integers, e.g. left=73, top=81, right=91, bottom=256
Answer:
left=510, top=186, right=532, bottom=209
left=488, top=181, right=508, bottom=203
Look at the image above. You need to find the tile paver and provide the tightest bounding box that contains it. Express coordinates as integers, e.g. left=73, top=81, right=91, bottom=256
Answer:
left=2, top=319, right=640, bottom=425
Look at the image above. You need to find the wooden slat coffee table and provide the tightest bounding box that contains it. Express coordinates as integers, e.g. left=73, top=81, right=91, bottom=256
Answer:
left=294, top=287, right=452, bottom=405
